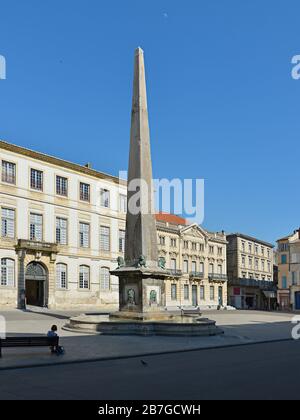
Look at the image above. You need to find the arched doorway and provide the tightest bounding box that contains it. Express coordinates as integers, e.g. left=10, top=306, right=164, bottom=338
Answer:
left=25, top=262, right=47, bottom=307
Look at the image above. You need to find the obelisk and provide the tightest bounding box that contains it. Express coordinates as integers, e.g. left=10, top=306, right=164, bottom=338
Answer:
left=111, top=48, right=169, bottom=318
left=125, top=47, right=158, bottom=268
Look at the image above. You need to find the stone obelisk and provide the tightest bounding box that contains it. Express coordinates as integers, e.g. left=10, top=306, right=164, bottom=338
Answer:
left=111, top=48, right=169, bottom=319
left=125, top=47, right=158, bottom=268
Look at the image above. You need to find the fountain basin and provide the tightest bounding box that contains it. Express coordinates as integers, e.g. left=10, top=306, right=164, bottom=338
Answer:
left=63, top=313, right=223, bottom=336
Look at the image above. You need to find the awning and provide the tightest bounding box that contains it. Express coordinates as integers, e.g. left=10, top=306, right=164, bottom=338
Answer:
left=263, top=291, right=276, bottom=299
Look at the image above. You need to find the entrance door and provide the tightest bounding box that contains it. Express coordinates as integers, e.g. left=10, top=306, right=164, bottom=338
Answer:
left=218, top=286, right=223, bottom=306
left=295, top=292, right=300, bottom=310
left=25, top=262, right=47, bottom=307
left=192, top=285, right=198, bottom=306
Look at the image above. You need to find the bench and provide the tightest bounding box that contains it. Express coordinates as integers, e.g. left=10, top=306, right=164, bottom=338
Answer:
left=0, top=336, right=59, bottom=357
left=181, top=307, right=201, bottom=316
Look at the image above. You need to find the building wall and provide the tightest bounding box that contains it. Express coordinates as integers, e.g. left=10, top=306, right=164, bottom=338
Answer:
left=0, top=142, right=228, bottom=309
left=277, top=238, right=290, bottom=309
left=227, top=234, right=274, bottom=309
left=277, top=230, right=300, bottom=310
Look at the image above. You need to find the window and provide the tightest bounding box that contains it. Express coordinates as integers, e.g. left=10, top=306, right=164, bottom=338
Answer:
left=255, top=259, right=259, bottom=270
left=255, top=245, right=258, bottom=254
left=210, top=286, right=215, bottom=300
left=248, top=257, right=253, bottom=268
left=119, top=194, right=127, bottom=213
left=30, top=169, right=43, bottom=191
left=1, top=258, right=15, bottom=287
left=100, top=226, right=110, bottom=252
left=56, top=263, right=67, bottom=289
left=282, top=276, right=287, bottom=289
left=292, top=272, right=297, bottom=286
left=241, top=241, right=245, bottom=252
left=100, top=267, right=110, bottom=290
left=261, top=247, right=264, bottom=256
left=199, top=243, right=204, bottom=252
left=171, top=284, right=177, bottom=300
left=183, top=260, right=188, bottom=273
left=170, top=238, right=177, bottom=247
left=192, top=242, right=197, bottom=251
left=79, top=222, right=90, bottom=248
left=281, top=254, right=287, bottom=264
left=184, top=284, right=189, bottom=300
left=2, top=161, right=16, bottom=184
left=80, top=182, right=90, bottom=202
left=218, top=264, right=222, bottom=275
left=248, top=243, right=252, bottom=253
left=267, top=249, right=270, bottom=258
left=56, top=176, right=68, bottom=197
left=1, top=208, right=15, bottom=238
left=241, top=256, right=245, bottom=268
left=79, top=265, right=90, bottom=289
left=56, top=218, right=67, bottom=245
left=209, top=263, right=214, bottom=274
left=100, top=189, right=110, bottom=208
left=170, top=258, right=177, bottom=270
left=200, top=285, right=205, bottom=300
left=261, top=260, right=265, bottom=271
left=218, top=247, right=222, bottom=256
left=209, top=246, right=214, bottom=254
left=183, top=241, right=189, bottom=249
left=267, top=262, right=271, bottom=273
left=119, top=229, right=125, bottom=253
left=30, top=213, right=43, bottom=241
left=199, top=262, right=204, bottom=273
left=191, top=261, right=196, bottom=273
left=159, top=236, right=165, bottom=246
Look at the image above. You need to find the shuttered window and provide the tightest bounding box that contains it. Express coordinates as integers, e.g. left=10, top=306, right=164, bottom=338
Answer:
left=30, top=213, right=43, bottom=241
left=79, top=265, right=90, bottom=289
left=2, top=161, right=16, bottom=184
left=1, top=258, right=15, bottom=287
left=79, top=222, right=90, bottom=248
left=119, top=229, right=125, bottom=253
left=56, top=263, right=67, bottom=289
left=30, top=169, right=43, bottom=191
left=56, top=218, right=67, bottom=245
left=1, top=208, right=15, bottom=238
left=100, top=267, right=110, bottom=290
left=100, top=226, right=110, bottom=252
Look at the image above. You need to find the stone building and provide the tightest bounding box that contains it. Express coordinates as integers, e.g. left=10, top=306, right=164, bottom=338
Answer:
left=277, top=229, right=300, bottom=310
left=156, top=212, right=228, bottom=309
left=0, top=140, right=227, bottom=310
left=227, top=233, right=275, bottom=309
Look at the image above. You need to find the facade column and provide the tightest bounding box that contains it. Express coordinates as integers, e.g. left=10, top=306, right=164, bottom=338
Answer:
left=47, top=253, right=57, bottom=308
left=17, top=249, right=26, bottom=310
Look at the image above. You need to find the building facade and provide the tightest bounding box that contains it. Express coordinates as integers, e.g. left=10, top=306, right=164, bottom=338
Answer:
left=156, top=213, right=228, bottom=309
left=0, top=140, right=228, bottom=310
left=277, top=229, right=300, bottom=310
left=227, top=233, right=275, bottom=309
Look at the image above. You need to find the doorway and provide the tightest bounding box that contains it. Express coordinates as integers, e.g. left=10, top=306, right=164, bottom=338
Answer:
left=192, top=285, right=198, bottom=306
left=25, top=262, right=47, bottom=307
left=218, top=286, right=223, bottom=306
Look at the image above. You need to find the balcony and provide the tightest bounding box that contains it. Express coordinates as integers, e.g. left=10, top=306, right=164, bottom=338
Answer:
left=208, top=273, right=228, bottom=282
left=167, top=269, right=182, bottom=277
left=189, top=271, right=204, bottom=279
left=230, top=277, right=276, bottom=290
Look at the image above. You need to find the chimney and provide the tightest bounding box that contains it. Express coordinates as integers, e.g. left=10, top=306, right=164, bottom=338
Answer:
left=85, top=163, right=92, bottom=169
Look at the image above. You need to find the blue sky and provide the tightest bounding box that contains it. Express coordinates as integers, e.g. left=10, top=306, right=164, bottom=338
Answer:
left=0, top=0, right=300, bottom=244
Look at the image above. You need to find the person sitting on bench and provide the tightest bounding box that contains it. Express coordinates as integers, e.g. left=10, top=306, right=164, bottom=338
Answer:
left=47, top=325, right=58, bottom=353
